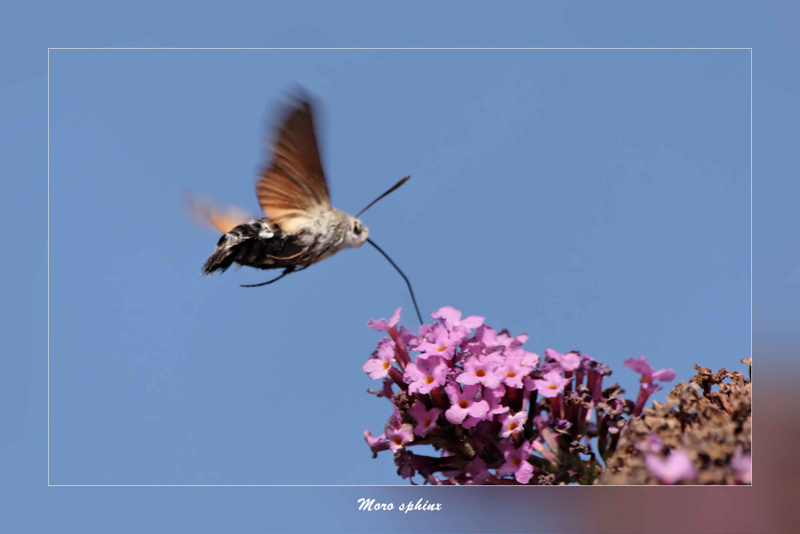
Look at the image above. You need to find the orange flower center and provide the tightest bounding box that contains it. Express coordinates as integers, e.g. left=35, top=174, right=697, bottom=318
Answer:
left=394, top=437, right=403, bottom=445
left=548, top=384, right=558, bottom=390
left=458, top=400, right=469, bottom=409
left=508, top=422, right=519, bottom=431
left=382, top=361, right=391, bottom=370
left=506, top=371, right=516, bottom=377
left=437, top=345, right=448, bottom=352
left=512, top=457, right=521, bottom=467
left=423, top=419, right=432, bottom=427
left=476, top=369, right=486, bottom=377
left=425, top=375, right=435, bottom=384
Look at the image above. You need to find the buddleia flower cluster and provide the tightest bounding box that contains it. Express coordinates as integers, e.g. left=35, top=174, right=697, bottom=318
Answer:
left=361, top=307, right=678, bottom=485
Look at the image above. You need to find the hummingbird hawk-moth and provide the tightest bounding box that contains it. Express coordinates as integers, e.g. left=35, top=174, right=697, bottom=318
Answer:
left=187, top=91, right=422, bottom=323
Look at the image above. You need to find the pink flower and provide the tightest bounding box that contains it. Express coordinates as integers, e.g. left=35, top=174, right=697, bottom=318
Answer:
left=431, top=306, right=485, bottom=331
left=730, top=448, right=751, bottom=484
left=408, top=402, right=443, bottom=437
left=416, top=323, right=460, bottom=360
left=376, top=377, right=394, bottom=401
left=363, top=430, right=389, bottom=454
left=496, top=351, right=534, bottom=388
left=463, top=385, right=508, bottom=428
left=367, top=307, right=402, bottom=332
left=362, top=308, right=686, bottom=486
left=463, top=457, right=491, bottom=485
left=526, top=370, right=570, bottom=398
left=484, top=386, right=511, bottom=416
left=498, top=439, right=534, bottom=484
left=540, top=360, right=563, bottom=374
left=364, top=429, right=386, bottom=447
left=385, top=422, right=414, bottom=453
left=498, top=363, right=528, bottom=389
left=457, top=355, right=503, bottom=389
left=624, top=356, right=676, bottom=383
left=462, top=341, right=506, bottom=366
left=499, top=411, right=527, bottom=438
left=397, top=325, right=419, bottom=349
left=645, top=449, right=697, bottom=484
left=472, top=325, right=527, bottom=350
left=394, top=450, right=416, bottom=480
left=404, top=355, right=447, bottom=395
left=512, top=347, right=541, bottom=369
left=472, top=325, right=500, bottom=349
left=641, top=382, right=662, bottom=395
left=545, top=349, right=581, bottom=372
left=496, top=329, right=529, bottom=349
left=362, top=337, right=396, bottom=379
left=631, top=368, right=670, bottom=416
left=635, top=434, right=665, bottom=454
left=445, top=384, right=490, bottom=425
left=462, top=386, right=508, bottom=429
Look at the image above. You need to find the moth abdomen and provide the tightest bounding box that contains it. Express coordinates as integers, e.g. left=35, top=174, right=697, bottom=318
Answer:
left=202, top=219, right=300, bottom=275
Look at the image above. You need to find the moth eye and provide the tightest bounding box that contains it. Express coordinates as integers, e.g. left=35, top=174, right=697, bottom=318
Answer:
left=353, top=223, right=362, bottom=235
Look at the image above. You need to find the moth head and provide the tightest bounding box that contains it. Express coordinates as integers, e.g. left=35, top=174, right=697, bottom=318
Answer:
left=343, top=214, right=369, bottom=249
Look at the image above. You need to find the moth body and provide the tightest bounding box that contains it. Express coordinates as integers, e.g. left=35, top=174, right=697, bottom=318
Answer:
left=187, top=91, right=403, bottom=290
left=202, top=208, right=368, bottom=275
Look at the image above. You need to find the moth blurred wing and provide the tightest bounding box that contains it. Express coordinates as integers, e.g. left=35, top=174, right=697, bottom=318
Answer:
left=183, top=191, right=253, bottom=234
left=256, top=98, right=331, bottom=234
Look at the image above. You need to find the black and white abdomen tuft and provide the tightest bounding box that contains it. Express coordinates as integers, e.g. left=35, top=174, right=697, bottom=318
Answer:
left=202, top=219, right=307, bottom=275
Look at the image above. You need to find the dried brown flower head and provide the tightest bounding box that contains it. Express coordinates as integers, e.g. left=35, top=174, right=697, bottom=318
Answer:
left=598, top=365, right=751, bottom=485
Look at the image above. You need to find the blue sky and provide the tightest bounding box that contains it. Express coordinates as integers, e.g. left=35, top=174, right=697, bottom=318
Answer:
left=47, top=48, right=749, bottom=485
left=6, top=2, right=798, bottom=533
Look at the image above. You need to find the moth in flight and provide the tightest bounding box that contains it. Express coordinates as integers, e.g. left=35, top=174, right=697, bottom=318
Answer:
left=187, top=91, right=422, bottom=323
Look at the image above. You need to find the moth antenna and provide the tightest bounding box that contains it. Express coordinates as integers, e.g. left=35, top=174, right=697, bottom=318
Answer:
left=356, top=176, right=410, bottom=218
left=367, top=238, right=423, bottom=325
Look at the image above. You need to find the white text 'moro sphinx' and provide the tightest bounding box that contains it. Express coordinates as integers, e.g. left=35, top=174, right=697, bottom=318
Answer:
left=186, top=89, right=423, bottom=323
